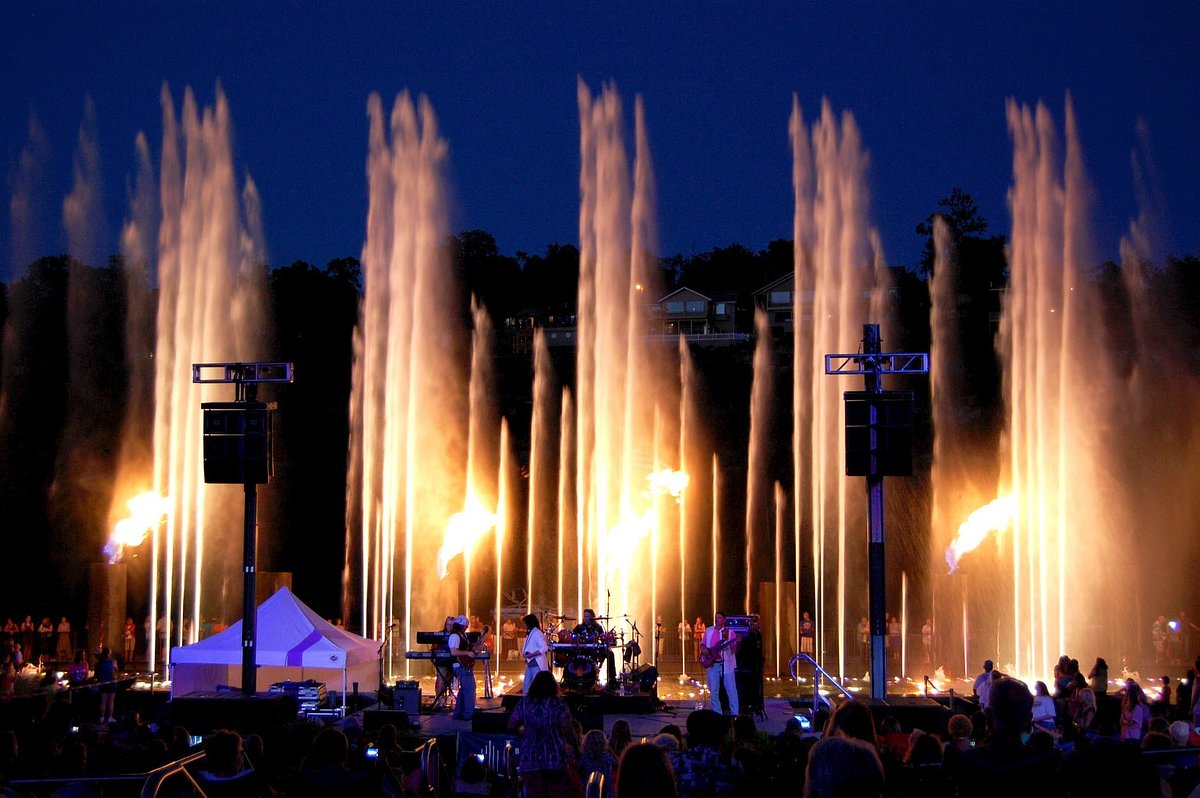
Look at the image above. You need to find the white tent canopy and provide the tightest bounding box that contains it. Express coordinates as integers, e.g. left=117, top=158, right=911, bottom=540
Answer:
left=169, top=587, right=380, bottom=705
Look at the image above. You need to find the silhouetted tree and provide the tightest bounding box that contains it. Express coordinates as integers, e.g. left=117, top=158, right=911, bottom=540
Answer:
left=265, top=258, right=360, bottom=615
left=450, top=229, right=521, bottom=322
left=516, top=243, right=579, bottom=314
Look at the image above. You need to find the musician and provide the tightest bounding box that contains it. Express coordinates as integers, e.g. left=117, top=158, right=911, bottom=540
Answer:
left=433, top=616, right=456, bottom=701
left=447, top=615, right=476, bottom=720
left=521, top=613, right=548, bottom=692
left=702, top=611, right=739, bottom=715
left=572, top=609, right=618, bottom=688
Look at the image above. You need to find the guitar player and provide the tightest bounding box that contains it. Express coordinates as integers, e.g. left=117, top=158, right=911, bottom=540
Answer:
left=447, top=615, right=477, bottom=721
left=701, top=611, right=740, bottom=715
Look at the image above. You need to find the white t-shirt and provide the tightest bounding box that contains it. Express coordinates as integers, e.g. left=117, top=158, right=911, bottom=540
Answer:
left=523, top=628, right=549, bottom=671
left=703, top=625, right=737, bottom=669
left=1032, top=694, right=1056, bottom=724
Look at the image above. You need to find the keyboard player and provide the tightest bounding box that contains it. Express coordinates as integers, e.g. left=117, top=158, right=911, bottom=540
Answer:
left=433, top=616, right=455, bottom=701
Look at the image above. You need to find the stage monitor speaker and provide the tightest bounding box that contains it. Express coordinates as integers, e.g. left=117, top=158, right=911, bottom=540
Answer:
left=471, top=711, right=513, bottom=734
left=630, top=665, right=659, bottom=693
left=392, top=682, right=421, bottom=713
left=364, top=710, right=410, bottom=733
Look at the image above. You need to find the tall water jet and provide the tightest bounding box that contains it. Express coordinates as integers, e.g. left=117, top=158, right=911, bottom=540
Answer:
left=678, top=337, right=694, bottom=676
left=556, top=387, right=574, bottom=619
left=711, top=454, right=720, bottom=619
left=791, top=95, right=891, bottom=679
left=347, top=91, right=466, bottom=671
left=528, top=329, right=554, bottom=611
left=59, top=96, right=121, bottom=585
left=496, top=419, right=510, bottom=681
left=744, top=309, right=773, bottom=615
left=575, top=80, right=671, bottom=631
left=150, top=85, right=267, bottom=671
left=108, top=131, right=159, bottom=543
left=999, top=99, right=1115, bottom=677
left=452, top=298, right=500, bottom=617
left=928, top=214, right=1003, bottom=673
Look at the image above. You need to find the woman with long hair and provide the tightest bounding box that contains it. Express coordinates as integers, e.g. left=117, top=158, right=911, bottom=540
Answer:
left=1087, top=657, right=1108, bottom=695
left=608, top=719, right=633, bottom=759
left=580, top=730, right=617, bottom=798
left=1120, top=680, right=1151, bottom=741
left=1032, top=681, right=1057, bottom=733
left=522, top=613, right=549, bottom=693
left=508, top=670, right=579, bottom=797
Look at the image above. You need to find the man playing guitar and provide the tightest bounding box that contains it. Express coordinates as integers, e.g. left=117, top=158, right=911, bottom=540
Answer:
left=701, top=611, right=740, bottom=715
left=447, top=615, right=478, bottom=720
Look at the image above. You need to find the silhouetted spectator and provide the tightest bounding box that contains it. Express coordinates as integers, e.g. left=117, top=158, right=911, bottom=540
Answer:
left=803, top=736, right=883, bottom=798
left=294, top=728, right=376, bottom=796
left=944, top=714, right=972, bottom=753
left=943, top=677, right=1060, bottom=797
left=609, top=719, right=633, bottom=759
left=1087, top=657, right=1108, bottom=695
left=453, top=755, right=491, bottom=797
left=581, top=730, right=617, bottom=798
left=1063, top=737, right=1158, bottom=796
left=197, top=729, right=274, bottom=798
left=824, top=700, right=876, bottom=747
left=616, top=743, right=677, bottom=798
left=671, top=710, right=741, bottom=797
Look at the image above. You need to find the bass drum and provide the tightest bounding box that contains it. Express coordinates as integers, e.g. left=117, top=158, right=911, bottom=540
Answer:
left=561, top=656, right=597, bottom=690
left=552, top=629, right=574, bottom=667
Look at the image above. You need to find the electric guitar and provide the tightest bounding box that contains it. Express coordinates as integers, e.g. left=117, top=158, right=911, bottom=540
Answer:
left=698, top=631, right=737, bottom=668
left=457, top=626, right=489, bottom=670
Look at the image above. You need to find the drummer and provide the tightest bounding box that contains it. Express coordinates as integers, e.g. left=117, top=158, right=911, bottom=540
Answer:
left=572, top=609, right=618, bottom=689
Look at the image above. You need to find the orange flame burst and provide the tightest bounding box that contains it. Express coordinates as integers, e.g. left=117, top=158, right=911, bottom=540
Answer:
left=104, top=491, right=170, bottom=563
left=646, top=468, right=689, bottom=502
left=437, top=489, right=498, bottom=579
left=945, top=495, right=1016, bottom=573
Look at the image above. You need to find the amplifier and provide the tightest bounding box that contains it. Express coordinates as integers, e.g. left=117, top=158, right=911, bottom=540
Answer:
left=725, top=614, right=760, bottom=632
left=392, top=680, right=421, bottom=712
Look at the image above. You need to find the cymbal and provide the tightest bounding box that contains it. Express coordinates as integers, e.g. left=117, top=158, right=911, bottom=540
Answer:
left=553, top=614, right=575, bottom=620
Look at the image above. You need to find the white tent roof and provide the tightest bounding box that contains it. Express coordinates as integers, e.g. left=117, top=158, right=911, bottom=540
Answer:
left=170, top=587, right=378, bottom=670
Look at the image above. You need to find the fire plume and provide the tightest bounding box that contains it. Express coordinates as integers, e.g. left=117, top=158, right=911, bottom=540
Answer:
left=104, top=491, right=170, bottom=563
left=945, top=495, right=1016, bottom=573
left=647, top=468, right=689, bottom=502
left=437, top=490, right=498, bottom=579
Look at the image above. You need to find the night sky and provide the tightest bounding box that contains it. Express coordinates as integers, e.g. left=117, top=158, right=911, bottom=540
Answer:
left=3, top=4, right=1199, bottom=280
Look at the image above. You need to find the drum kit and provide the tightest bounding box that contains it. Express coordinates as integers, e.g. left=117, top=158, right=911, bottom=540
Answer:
left=542, top=612, right=642, bottom=690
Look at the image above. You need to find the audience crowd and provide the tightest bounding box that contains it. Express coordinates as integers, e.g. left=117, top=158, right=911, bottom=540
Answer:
left=1, top=650, right=1199, bottom=797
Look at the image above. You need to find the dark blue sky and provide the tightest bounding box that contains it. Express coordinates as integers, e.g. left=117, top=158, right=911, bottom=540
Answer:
left=3, top=3, right=1198, bottom=281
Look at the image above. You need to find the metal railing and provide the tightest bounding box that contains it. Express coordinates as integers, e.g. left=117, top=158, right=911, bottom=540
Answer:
left=8, top=751, right=209, bottom=798
left=585, top=771, right=606, bottom=798
left=419, top=737, right=442, bottom=796
left=790, top=653, right=854, bottom=716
